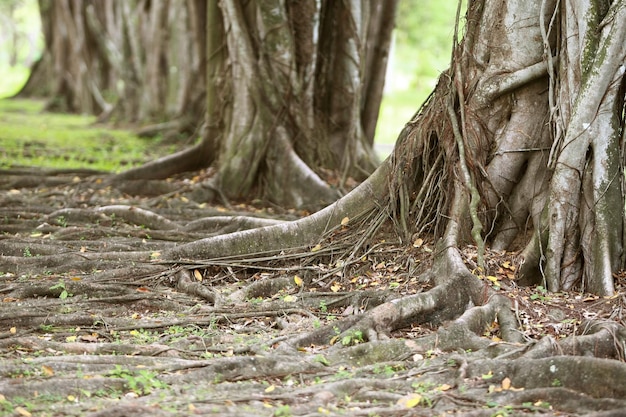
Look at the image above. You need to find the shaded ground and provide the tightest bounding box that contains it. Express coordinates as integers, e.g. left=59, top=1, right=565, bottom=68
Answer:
left=1, top=167, right=626, bottom=417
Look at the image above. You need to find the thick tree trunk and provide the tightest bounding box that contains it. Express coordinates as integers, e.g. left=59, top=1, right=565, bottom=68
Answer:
left=118, top=0, right=396, bottom=210
left=387, top=0, right=626, bottom=295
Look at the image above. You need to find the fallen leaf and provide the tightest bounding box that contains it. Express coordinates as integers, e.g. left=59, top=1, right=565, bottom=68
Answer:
left=294, top=275, right=303, bottom=287
left=15, top=407, right=32, bottom=417
left=67, top=394, right=76, bottom=401
left=42, top=365, right=54, bottom=376
left=397, top=393, right=422, bottom=408
left=264, top=385, right=275, bottom=393
left=341, top=217, right=349, bottom=226
left=330, top=282, right=341, bottom=292
left=482, top=371, right=493, bottom=379
left=413, top=237, right=423, bottom=247
left=79, top=334, right=99, bottom=343
left=311, top=244, right=322, bottom=252
left=194, top=269, right=203, bottom=281
left=10, top=327, right=16, bottom=334
left=283, top=295, right=297, bottom=302
left=502, top=377, right=511, bottom=390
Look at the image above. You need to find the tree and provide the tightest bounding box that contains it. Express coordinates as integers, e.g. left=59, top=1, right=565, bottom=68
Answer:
left=2, top=0, right=626, bottom=413
left=160, top=0, right=626, bottom=295
left=19, top=0, right=396, bottom=209
left=18, top=0, right=207, bottom=130
left=154, top=0, right=626, bottom=350
left=117, top=0, right=395, bottom=208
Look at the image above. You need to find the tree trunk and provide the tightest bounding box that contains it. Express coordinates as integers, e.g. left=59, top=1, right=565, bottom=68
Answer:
left=162, top=0, right=625, bottom=296
left=386, top=0, right=625, bottom=295
left=117, top=0, right=397, bottom=210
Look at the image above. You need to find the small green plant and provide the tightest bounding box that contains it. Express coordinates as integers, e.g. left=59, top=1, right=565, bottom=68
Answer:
left=530, top=285, right=550, bottom=301
left=23, top=247, right=32, bottom=257
left=313, top=354, right=329, bottom=366
left=107, top=365, right=168, bottom=395
left=319, top=300, right=328, bottom=313
left=56, top=215, right=68, bottom=227
left=39, top=324, right=54, bottom=332
left=551, top=378, right=562, bottom=387
left=274, top=404, right=292, bottom=417
left=341, top=330, right=364, bottom=346
left=373, top=364, right=396, bottom=377
left=49, top=280, right=72, bottom=299
left=128, top=328, right=158, bottom=344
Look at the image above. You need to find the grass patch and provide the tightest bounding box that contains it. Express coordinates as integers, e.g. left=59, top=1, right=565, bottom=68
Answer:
left=0, top=98, right=176, bottom=173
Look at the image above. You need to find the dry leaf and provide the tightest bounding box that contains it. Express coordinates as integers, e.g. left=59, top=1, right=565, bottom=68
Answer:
left=341, top=217, right=349, bottom=226
left=413, top=237, right=423, bottom=247
left=311, top=244, right=322, bottom=252
left=10, top=327, right=16, bottom=334
left=330, top=282, right=341, bottom=292
left=397, top=393, right=422, bottom=408
left=15, top=407, right=32, bottom=417
left=294, top=275, right=303, bottom=287
left=502, top=377, right=511, bottom=390
left=264, top=385, right=276, bottom=393
left=283, top=295, right=297, bottom=302
left=42, top=365, right=54, bottom=376
left=194, top=269, right=203, bottom=281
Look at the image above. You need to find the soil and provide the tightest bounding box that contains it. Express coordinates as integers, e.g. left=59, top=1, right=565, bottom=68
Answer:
left=1, top=167, right=625, bottom=417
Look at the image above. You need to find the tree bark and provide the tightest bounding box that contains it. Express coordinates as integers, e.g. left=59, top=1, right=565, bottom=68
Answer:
left=117, top=0, right=396, bottom=210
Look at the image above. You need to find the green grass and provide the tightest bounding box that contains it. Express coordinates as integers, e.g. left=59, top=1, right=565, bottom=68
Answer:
left=0, top=98, right=174, bottom=173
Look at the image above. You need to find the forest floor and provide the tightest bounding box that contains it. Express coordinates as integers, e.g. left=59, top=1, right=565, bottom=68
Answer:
left=1, top=166, right=625, bottom=417
left=1, top=99, right=626, bottom=417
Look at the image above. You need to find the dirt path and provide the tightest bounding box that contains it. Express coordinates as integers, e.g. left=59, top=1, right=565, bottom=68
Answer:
left=1, top=167, right=625, bottom=416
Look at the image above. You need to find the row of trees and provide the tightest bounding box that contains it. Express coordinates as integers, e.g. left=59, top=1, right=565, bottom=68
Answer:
left=17, top=0, right=626, bottom=296
left=19, top=0, right=397, bottom=208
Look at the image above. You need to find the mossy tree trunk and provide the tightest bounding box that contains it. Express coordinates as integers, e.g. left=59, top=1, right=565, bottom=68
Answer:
left=387, top=0, right=626, bottom=295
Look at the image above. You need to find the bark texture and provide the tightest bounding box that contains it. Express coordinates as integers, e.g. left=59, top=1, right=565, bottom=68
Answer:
left=387, top=0, right=626, bottom=295
left=117, top=0, right=397, bottom=209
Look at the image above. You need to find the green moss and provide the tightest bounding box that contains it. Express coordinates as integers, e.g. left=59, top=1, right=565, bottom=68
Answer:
left=0, top=98, right=173, bottom=172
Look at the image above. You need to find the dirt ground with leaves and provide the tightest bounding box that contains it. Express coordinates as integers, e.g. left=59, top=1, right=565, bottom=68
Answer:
left=1, top=167, right=626, bottom=417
